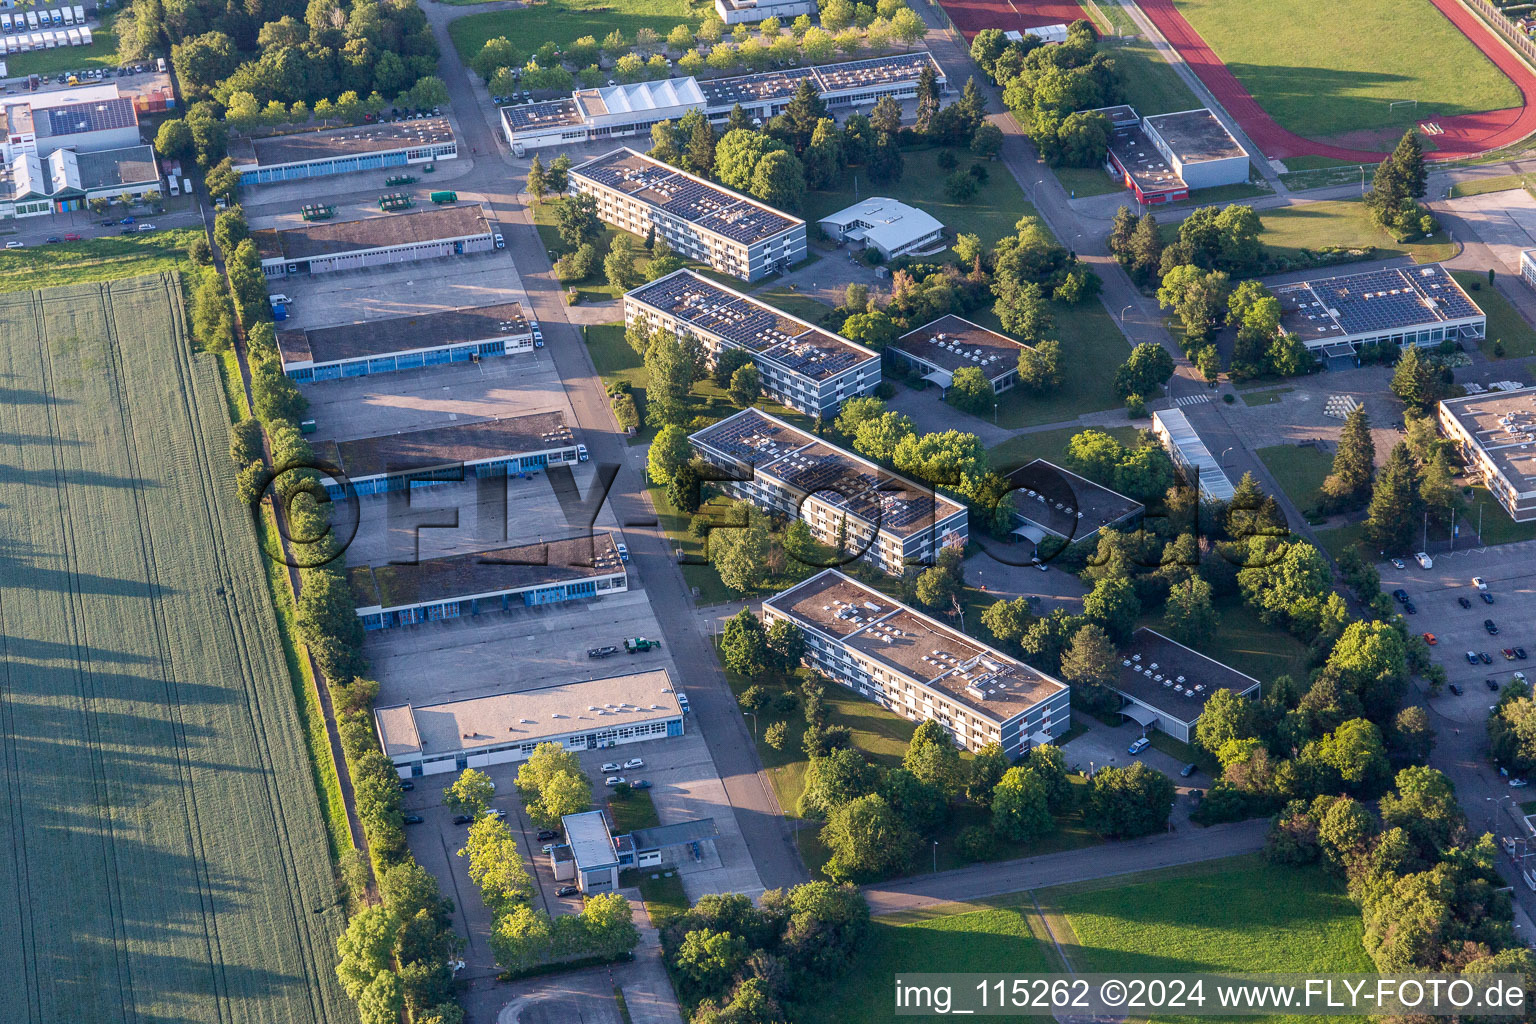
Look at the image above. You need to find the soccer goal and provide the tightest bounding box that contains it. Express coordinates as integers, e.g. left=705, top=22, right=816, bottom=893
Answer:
left=1390, top=99, right=1418, bottom=116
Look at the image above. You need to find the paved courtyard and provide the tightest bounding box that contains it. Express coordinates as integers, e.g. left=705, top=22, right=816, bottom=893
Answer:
left=1442, top=189, right=1536, bottom=275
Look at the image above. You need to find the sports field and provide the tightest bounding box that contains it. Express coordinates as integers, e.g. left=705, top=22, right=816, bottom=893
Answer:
left=0, top=275, right=350, bottom=1023
left=1170, top=0, right=1519, bottom=139
left=449, top=0, right=699, bottom=62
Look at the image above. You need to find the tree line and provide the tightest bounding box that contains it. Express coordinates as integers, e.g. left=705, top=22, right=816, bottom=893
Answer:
left=969, top=21, right=1115, bottom=169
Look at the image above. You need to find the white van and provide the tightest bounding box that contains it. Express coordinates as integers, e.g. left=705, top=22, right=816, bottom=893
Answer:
left=1415, top=552, right=1433, bottom=569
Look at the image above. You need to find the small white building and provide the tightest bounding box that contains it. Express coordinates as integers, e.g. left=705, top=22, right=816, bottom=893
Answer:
left=1151, top=407, right=1235, bottom=503
left=561, top=810, right=622, bottom=894
left=715, top=0, right=817, bottom=23
left=818, top=197, right=944, bottom=261
left=1004, top=23, right=1070, bottom=44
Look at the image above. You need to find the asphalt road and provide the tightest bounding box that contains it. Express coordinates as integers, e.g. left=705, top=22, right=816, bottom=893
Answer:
left=862, top=818, right=1269, bottom=916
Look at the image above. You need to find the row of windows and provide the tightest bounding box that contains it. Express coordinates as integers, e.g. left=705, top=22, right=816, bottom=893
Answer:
left=407, top=718, right=675, bottom=768
left=288, top=339, right=514, bottom=381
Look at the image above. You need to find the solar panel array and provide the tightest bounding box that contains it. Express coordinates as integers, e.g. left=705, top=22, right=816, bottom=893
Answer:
left=503, top=98, right=584, bottom=131
left=698, top=66, right=818, bottom=107
left=1314, top=265, right=1482, bottom=336
left=811, top=52, right=938, bottom=91
left=760, top=329, right=869, bottom=379
left=576, top=151, right=798, bottom=243
left=695, top=408, right=816, bottom=464
left=43, top=96, right=134, bottom=137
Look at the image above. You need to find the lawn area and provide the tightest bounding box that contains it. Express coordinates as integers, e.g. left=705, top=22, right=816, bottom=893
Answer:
left=1462, top=486, right=1536, bottom=547
left=1450, top=174, right=1536, bottom=199
left=1107, top=37, right=1202, bottom=116
left=803, top=898, right=1055, bottom=1024
left=607, top=789, right=662, bottom=834
left=1171, top=0, right=1519, bottom=139
left=0, top=275, right=349, bottom=1022
left=1314, top=519, right=1367, bottom=562
left=532, top=202, right=656, bottom=303
left=803, top=147, right=1038, bottom=251
left=1240, top=386, right=1292, bottom=406
left=449, top=0, right=703, bottom=62
left=3, top=11, right=120, bottom=77
left=1053, top=165, right=1125, bottom=199
left=1202, top=597, right=1312, bottom=684
left=1051, top=854, right=1372, bottom=987
left=964, top=303, right=1134, bottom=429
left=1256, top=441, right=1333, bottom=514
left=988, top=424, right=1143, bottom=472
left=1280, top=162, right=1379, bottom=193
left=753, top=283, right=839, bottom=324
left=1254, top=199, right=1456, bottom=264
left=623, top=868, right=690, bottom=929
left=0, top=230, right=201, bottom=292
left=1452, top=271, right=1536, bottom=359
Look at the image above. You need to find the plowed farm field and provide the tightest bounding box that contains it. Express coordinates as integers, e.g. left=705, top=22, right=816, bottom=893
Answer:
left=0, top=274, right=352, bottom=1024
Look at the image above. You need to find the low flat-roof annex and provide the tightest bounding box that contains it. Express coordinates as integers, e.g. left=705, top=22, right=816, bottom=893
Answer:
left=1143, top=108, right=1246, bottom=164
left=232, top=118, right=454, bottom=168
left=1114, top=628, right=1260, bottom=726
left=318, top=411, right=572, bottom=481
left=894, top=314, right=1026, bottom=383
left=349, top=534, right=624, bottom=611
left=253, top=206, right=490, bottom=262
left=277, top=301, right=529, bottom=366
left=1275, top=264, right=1483, bottom=344
left=1004, top=459, right=1144, bottom=541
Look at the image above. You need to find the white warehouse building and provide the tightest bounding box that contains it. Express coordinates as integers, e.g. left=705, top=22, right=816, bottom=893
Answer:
left=818, top=197, right=944, bottom=261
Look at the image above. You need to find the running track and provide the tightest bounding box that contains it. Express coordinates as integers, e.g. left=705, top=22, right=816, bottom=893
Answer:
left=1136, top=0, right=1536, bottom=161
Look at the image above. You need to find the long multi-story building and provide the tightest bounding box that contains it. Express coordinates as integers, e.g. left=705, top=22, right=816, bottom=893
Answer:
left=625, top=270, right=878, bottom=414
left=763, top=570, right=1070, bottom=754
left=689, top=408, right=967, bottom=575
left=571, top=148, right=805, bottom=282
left=1438, top=386, right=1536, bottom=523
left=501, top=52, right=946, bottom=153
left=229, top=118, right=457, bottom=186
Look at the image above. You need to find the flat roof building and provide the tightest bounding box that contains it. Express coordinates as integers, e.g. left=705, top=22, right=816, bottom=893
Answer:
left=0, top=88, right=140, bottom=161
left=318, top=411, right=578, bottom=497
left=1520, top=249, right=1536, bottom=293
left=351, top=533, right=628, bottom=629
left=626, top=270, right=878, bottom=414
left=1112, top=628, right=1261, bottom=744
left=1151, top=407, right=1235, bottom=502
left=279, top=301, right=533, bottom=382
left=254, top=205, right=494, bottom=277
left=1275, top=263, right=1485, bottom=360
left=818, top=197, right=944, bottom=261
left=563, top=810, right=623, bottom=893
left=1, top=143, right=158, bottom=218
left=502, top=52, right=945, bottom=153
left=1003, top=459, right=1144, bottom=548
left=1004, top=23, right=1070, bottom=43
left=715, top=0, right=816, bottom=23
left=571, top=148, right=805, bottom=282
left=891, top=314, right=1028, bottom=394
left=1438, top=386, right=1536, bottom=523
left=689, top=408, right=967, bottom=575
left=1093, top=105, right=1247, bottom=204
left=229, top=118, right=457, bottom=186
left=374, top=669, right=682, bottom=779
left=763, top=570, right=1070, bottom=754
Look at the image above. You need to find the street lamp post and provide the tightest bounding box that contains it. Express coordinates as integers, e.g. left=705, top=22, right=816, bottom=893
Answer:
left=744, top=710, right=757, bottom=741
left=1120, top=304, right=1133, bottom=323
left=932, top=839, right=939, bottom=874
left=1221, top=446, right=1234, bottom=469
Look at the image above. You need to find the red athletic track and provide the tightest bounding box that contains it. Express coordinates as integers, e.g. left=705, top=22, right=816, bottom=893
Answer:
left=941, top=0, right=1088, bottom=42
left=1135, top=0, right=1536, bottom=162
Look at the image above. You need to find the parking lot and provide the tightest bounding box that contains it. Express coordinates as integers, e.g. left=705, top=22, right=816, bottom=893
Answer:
left=1380, top=542, right=1536, bottom=723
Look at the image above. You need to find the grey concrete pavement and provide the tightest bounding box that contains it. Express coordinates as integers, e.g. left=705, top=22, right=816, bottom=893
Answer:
left=861, top=818, right=1268, bottom=916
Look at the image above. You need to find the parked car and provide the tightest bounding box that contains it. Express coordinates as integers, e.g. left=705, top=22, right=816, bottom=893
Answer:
left=399, top=781, right=415, bottom=791
left=63, top=233, right=80, bottom=241
left=1128, top=737, right=1150, bottom=755
left=1512, top=779, right=1530, bottom=789
left=493, top=232, right=505, bottom=249
left=630, top=779, right=651, bottom=790
left=3, top=241, right=21, bottom=249
left=587, top=645, right=619, bottom=658
left=537, top=829, right=560, bottom=841
left=1180, top=762, right=1197, bottom=778
left=1467, top=651, right=1480, bottom=665
left=1483, top=592, right=1496, bottom=605
left=1486, top=620, right=1500, bottom=635
left=452, top=814, right=474, bottom=825
left=137, top=223, right=156, bottom=232
left=119, top=217, right=135, bottom=224
left=1449, top=683, right=1464, bottom=695
left=616, top=542, right=629, bottom=562
left=486, top=808, right=506, bottom=820
left=623, top=758, right=644, bottom=770
left=556, top=885, right=580, bottom=897
left=45, top=236, right=61, bottom=243
left=1391, top=558, right=1406, bottom=570
left=1504, top=649, right=1517, bottom=661
left=1422, top=633, right=1437, bottom=645
left=1403, top=601, right=1417, bottom=614
left=577, top=443, right=589, bottom=462
left=1458, top=596, right=1472, bottom=609
left=1474, top=576, right=1488, bottom=591
left=1487, top=678, right=1501, bottom=691
left=601, top=762, right=622, bottom=773
left=542, top=843, right=558, bottom=854
left=1481, top=652, right=1495, bottom=663
left=1392, top=589, right=1409, bottom=603
left=605, top=776, right=626, bottom=787
left=1518, top=648, right=1529, bottom=660
left=404, top=815, right=424, bottom=825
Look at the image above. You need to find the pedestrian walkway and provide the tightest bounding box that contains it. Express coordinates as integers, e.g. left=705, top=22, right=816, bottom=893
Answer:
left=1173, top=393, right=1211, bottom=408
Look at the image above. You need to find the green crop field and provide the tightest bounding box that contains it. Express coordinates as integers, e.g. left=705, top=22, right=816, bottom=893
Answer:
left=0, top=275, right=349, bottom=1023
left=1172, top=0, right=1519, bottom=139
left=0, top=230, right=201, bottom=293
left=450, top=0, right=706, bottom=62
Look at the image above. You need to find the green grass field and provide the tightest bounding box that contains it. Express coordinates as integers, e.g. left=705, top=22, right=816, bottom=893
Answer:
left=1198, top=598, right=1312, bottom=685
left=988, top=424, right=1143, bottom=473
left=450, top=0, right=705, bottom=62
left=804, top=147, right=1039, bottom=251
left=607, top=789, right=662, bottom=834
left=0, top=231, right=200, bottom=292
left=1249, top=200, right=1456, bottom=264
left=1450, top=173, right=1536, bottom=199
left=1452, top=271, right=1536, bottom=359
left=0, top=275, right=350, bottom=1023
left=1171, top=0, right=1519, bottom=139
left=815, top=855, right=1369, bottom=1024
left=2, top=10, right=121, bottom=77
left=1256, top=442, right=1333, bottom=513
left=1108, top=37, right=1202, bottom=116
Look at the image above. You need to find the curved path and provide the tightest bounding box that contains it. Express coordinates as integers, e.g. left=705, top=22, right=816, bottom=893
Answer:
left=1136, top=0, right=1536, bottom=162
